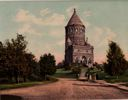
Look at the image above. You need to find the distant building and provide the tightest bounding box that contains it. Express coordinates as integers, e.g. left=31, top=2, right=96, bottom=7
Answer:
left=65, top=9, right=94, bottom=67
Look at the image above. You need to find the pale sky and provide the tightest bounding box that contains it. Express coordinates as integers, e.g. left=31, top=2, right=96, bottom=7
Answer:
left=0, top=0, right=128, bottom=64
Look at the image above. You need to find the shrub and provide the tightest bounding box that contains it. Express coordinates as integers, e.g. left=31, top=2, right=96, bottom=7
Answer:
left=71, top=66, right=81, bottom=74
left=28, top=74, right=42, bottom=81
left=46, top=75, right=58, bottom=82
left=97, top=71, right=108, bottom=80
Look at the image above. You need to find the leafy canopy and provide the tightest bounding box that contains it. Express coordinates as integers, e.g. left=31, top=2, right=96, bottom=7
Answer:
left=104, top=41, right=128, bottom=76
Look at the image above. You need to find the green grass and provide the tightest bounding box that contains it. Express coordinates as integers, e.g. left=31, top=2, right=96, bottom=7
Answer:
left=95, top=70, right=128, bottom=83
left=105, top=75, right=128, bottom=83
left=0, top=76, right=58, bottom=90
left=53, top=68, right=76, bottom=78
left=0, top=81, right=51, bottom=90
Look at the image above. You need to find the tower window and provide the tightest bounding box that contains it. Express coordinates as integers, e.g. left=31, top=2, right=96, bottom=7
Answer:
left=75, top=28, right=78, bottom=32
left=70, top=28, right=73, bottom=33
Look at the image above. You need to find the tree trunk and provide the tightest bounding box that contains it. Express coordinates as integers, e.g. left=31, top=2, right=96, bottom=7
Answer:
left=44, top=74, right=47, bottom=80
left=7, top=70, right=13, bottom=83
left=15, top=74, right=19, bottom=83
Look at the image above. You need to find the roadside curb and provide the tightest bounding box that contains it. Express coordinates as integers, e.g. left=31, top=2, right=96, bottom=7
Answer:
left=97, top=82, right=128, bottom=92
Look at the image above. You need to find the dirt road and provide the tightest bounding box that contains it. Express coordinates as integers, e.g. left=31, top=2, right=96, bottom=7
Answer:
left=0, top=78, right=128, bottom=100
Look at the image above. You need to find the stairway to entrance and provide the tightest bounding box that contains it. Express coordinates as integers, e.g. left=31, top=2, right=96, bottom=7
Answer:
left=79, top=67, right=88, bottom=80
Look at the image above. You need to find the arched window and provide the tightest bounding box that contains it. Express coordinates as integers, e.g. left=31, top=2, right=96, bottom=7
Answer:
left=70, top=28, right=72, bottom=33
left=75, top=57, right=79, bottom=63
left=75, top=28, right=78, bottom=32
left=80, top=28, right=83, bottom=33
left=82, top=29, right=85, bottom=32
left=82, top=56, right=87, bottom=64
left=88, top=58, right=92, bottom=64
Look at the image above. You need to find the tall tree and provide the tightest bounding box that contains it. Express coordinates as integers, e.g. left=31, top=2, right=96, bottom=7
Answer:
left=2, top=33, right=29, bottom=83
left=104, top=41, right=128, bottom=76
left=39, top=53, right=56, bottom=80
left=12, top=34, right=28, bottom=83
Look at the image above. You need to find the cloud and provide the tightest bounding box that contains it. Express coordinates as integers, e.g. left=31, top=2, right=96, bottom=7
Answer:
left=40, top=8, right=51, bottom=17
left=57, top=39, right=65, bottom=46
left=95, top=49, right=128, bottom=64
left=83, top=10, right=93, bottom=17
left=32, top=44, right=64, bottom=64
left=54, top=52, right=64, bottom=64
left=98, top=27, right=117, bottom=47
left=94, top=53, right=106, bottom=64
left=17, top=24, right=42, bottom=35
left=87, top=26, right=117, bottom=63
left=49, top=28, right=64, bottom=37
left=15, top=9, right=65, bottom=26
left=83, top=20, right=90, bottom=28
left=88, top=26, right=117, bottom=48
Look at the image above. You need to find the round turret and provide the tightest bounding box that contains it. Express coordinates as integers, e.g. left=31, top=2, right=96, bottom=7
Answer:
left=65, top=9, right=85, bottom=46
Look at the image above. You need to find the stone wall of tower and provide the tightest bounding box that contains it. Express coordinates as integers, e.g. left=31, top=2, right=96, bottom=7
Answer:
left=72, top=45, right=94, bottom=66
left=65, top=25, right=85, bottom=46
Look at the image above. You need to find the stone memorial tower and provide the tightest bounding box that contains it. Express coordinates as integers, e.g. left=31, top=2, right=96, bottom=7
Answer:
left=65, top=9, right=94, bottom=67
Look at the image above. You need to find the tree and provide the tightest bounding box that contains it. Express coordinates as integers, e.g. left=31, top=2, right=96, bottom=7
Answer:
left=1, top=33, right=30, bottom=83
left=39, top=53, right=56, bottom=80
left=0, top=41, right=8, bottom=79
left=11, top=34, right=28, bottom=83
left=104, top=41, right=128, bottom=76
left=0, top=33, right=41, bottom=83
left=57, top=60, right=64, bottom=69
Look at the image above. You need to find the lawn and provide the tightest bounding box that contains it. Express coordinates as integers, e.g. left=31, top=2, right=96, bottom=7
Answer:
left=53, top=68, right=76, bottom=78
left=96, top=69, right=128, bottom=84
left=105, top=75, right=128, bottom=83
left=0, top=76, right=58, bottom=90
left=0, top=81, right=51, bottom=90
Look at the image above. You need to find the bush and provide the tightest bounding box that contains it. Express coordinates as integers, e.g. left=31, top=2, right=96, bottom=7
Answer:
left=0, top=78, right=10, bottom=84
left=46, top=75, right=58, bottom=82
left=87, top=67, right=99, bottom=75
left=28, top=74, right=42, bottom=81
left=97, top=71, right=108, bottom=80
left=39, top=53, right=56, bottom=78
left=123, top=69, right=128, bottom=76
left=105, top=75, right=128, bottom=83
left=71, top=66, right=81, bottom=74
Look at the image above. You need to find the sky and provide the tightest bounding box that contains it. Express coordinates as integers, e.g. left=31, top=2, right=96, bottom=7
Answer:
left=0, top=0, right=128, bottom=64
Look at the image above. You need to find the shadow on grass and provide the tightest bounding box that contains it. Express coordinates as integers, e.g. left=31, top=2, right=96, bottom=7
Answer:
left=0, top=94, right=22, bottom=100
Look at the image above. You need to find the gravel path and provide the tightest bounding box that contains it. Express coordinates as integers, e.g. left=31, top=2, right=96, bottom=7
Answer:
left=0, top=78, right=128, bottom=100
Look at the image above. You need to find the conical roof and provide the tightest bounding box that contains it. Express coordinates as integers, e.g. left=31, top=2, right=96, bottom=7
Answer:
left=67, top=9, right=84, bottom=26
